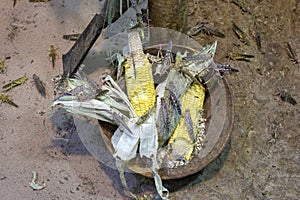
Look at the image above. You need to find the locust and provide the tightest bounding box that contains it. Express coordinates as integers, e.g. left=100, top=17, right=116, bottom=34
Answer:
left=49, top=45, right=58, bottom=68
left=187, top=23, right=205, bottom=36
left=215, top=63, right=239, bottom=76
left=231, top=0, right=250, bottom=13
left=184, top=109, right=195, bottom=142
left=135, top=105, right=155, bottom=126
left=2, top=75, right=27, bottom=92
left=181, top=41, right=217, bottom=77
left=255, top=31, right=262, bottom=51
left=33, top=74, right=46, bottom=98
left=0, top=60, right=7, bottom=74
left=159, top=97, right=170, bottom=134
left=169, top=89, right=182, bottom=115
left=62, top=33, right=80, bottom=41
left=0, top=93, right=18, bottom=107
left=95, top=89, right=109, bottom=99
left=277, top=90, right=297, bottom=105
left=286, top=42, right=298, bottom=64
left=227, top=52, right=254, bottom=62
left=180, top=66, right=202, bottom=85
left=187, top=22, right=225, bottom=38
left=162, top=41, right=173, bottom=69
left=232, top=22, right=250, bottom=46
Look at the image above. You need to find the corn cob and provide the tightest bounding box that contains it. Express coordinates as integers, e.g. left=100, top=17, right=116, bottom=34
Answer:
left=167, top=82, right=205, bottom=167
left=124, top=29, right=156, bottom=117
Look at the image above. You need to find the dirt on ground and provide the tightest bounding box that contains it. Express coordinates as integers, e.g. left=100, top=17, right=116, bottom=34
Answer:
left=0, top=0, right=299, bottom=200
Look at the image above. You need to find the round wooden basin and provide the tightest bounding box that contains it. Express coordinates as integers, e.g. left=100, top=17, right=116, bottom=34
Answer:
left=98, top=44, right=234, bottom=180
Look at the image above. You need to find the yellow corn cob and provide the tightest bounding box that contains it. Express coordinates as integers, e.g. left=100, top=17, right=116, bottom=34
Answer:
left=124, top=30, right=156, bottom=117
left=168, top=82, right=205, bottom=164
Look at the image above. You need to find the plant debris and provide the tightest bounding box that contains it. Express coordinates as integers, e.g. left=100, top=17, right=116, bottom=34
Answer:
left=29, top=171, right=46, bottom=190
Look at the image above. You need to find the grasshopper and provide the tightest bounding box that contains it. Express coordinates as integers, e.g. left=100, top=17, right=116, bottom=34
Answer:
left=167, top=82, right=182, bottom=116
left=2, top=75, right=27, bottom=92
left=187, top=23, right=205, bottom=36
left=277, top=90, right=297, bottom=105
left=187, top=22, right=225, bottom=38
left=135, top=105, right=155, bottom=126
left=33, top=74, right=46, bottom=98
left=231, top=0, right=250, bottom=13
left=13, top=0, right=17, bottom=7
left=286, top=42, right=298, bottom=64
left=160, top=97, right=170, bottom=133
left=95, top=89, right=109, bottom=99
left=0, top=60, right=7, bottom=74
left=49, top=45, right=58, bottom=68
left=232, top=22, right=250, bottom=46
left=227, top=52, right=254, bottom=62
left=0, top=93, right=18, bottom=107
left=254, top=31, right=262, bottom=51
left=184, top=109, right=195, bottom=142
left=169, top=90, right=182, bottom=115
left=215, top=63, right=239, bottom=76
left=162, top=41, right=173, bottom=69
left=62, top=33, right=80, bottom=41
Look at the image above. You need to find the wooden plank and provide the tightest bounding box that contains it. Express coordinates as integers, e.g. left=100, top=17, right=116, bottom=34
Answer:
left=62, top=0, right=131, bottom=78
left=62, top=13, right=105, bottom=76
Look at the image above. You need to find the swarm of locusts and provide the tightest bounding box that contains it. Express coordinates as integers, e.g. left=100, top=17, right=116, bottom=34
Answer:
left=52, top=23, right=236, bottom=199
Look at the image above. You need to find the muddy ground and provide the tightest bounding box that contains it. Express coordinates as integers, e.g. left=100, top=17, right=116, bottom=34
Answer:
left=0, top=0, right=299, bottom=199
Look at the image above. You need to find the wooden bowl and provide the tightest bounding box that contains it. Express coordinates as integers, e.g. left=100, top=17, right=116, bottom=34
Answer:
left=98, top=44, right=234, bottom=180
